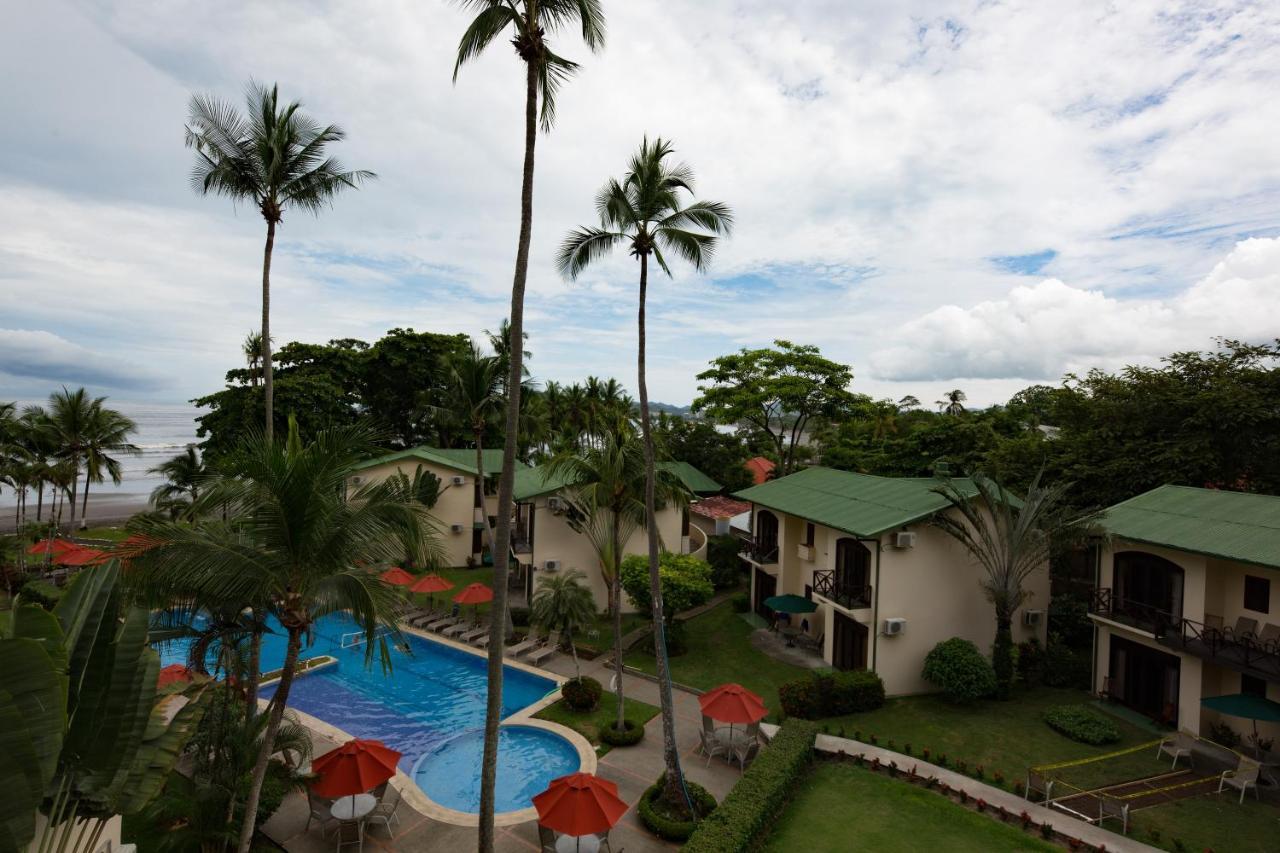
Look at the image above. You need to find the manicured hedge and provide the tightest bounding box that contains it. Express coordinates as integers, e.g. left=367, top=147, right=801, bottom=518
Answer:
left=778, top=670, right=886, bottom=719
left=561, top=676, right=602, bottom=711
left=599, top=718, right=644, bottom=747
left=637, top=777, right=717, bottom=841
left=1043, top=705, right=1121, bottom=745
left=682, top=720, right=817, bottom=853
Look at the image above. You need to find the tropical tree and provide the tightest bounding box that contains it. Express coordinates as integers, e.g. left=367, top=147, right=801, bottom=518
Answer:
left=938, top=389, right=967, bottom=416
left=451, top=3, right=605, bottom=844
left=243, top=331, right=266, bottom=387
left=544, top=430, right=684, bottom=732
left=557, top=137, right=731, bottom=814
left=447, top=341, right=503, bottom=563
left=185, top=81, right=374, bottom=441
left=149, top=445, right=207, bottom=520
left=126, top=421, right=442, bottom=853
left=529, top=569, right=594, bottom=680
left=78, top=403, right=140, bottom=521
left=930, top=471, right=1087, bottom=698
left=0, top=564, right=210, bottom=852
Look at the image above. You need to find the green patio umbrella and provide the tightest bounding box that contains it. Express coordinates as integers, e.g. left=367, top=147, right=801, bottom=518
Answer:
left=1201, top=693, right=1280, bottom=757
left=763, top=594, right=817, bottom=614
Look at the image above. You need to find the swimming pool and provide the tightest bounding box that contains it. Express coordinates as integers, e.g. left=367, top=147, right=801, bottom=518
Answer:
left=156, top=612, right=581, bottom=814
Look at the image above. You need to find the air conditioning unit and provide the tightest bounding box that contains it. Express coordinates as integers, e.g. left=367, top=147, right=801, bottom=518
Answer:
left=449, top=523, right=465, bottom=534
left=882, top=617, right=906, bottom=636
left=547, top=497, right=566, bottom=513
left=1023, top=609, right=1045, bottom=627
left=796, top=544, right=814, bottom=561
left=450, top=475, right=466, bottom=486
left=544, top=559, right=561, bottom=572
left=894, top=531, right=917, bottom=549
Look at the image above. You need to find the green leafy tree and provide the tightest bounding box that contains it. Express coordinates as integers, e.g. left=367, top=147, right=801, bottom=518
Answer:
left=0, top=564, right=210, bottom=852
left=653, top=413, right=752, bottom=492
left=447, top=341, right=504, bottom=563
left=693, top=341, right=856, bottom=476
left=619, top=551, right=714, bottom=626
left=530, top=569, right=594, bottom=680
left=937, top=389, right=967, bottom=416
left=126, top=421, right=441, bottom=853
left=148, top=446, right=207, bottom=520
left=186, top=81, right=374, bottom=442
left=558, top=137, right=731, bottom=814
left=452, top=4, right=605, bottom=839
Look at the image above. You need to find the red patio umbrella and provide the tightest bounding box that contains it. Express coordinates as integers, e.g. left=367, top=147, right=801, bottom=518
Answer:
left=699, top=683, right=768, bottom=725
left=157, top=663, right=194, bottom=688
left=310, top=739, right=402, bottom=798
left=27, top=538, right=77, bottom=557
left=411, top=573, right=455, bottom=594
left=453, top=582, right=493, bottom=605
left=379, top=566, right=416, bottom=587
left=58, top=547, right=106, bottom=567
left=533, top=772, right=627, bottom=845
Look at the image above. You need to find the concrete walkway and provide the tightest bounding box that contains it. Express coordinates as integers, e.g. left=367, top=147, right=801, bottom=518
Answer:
left=814, top=734, right=1162, bottom=853
left=262, top=650, right=744, bottom=852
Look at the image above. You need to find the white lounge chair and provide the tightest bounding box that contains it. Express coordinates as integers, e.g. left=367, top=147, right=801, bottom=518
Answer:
left=1157, top=730, right=1196, bottom=769
left=426, top=615, right=457, bottom=632
left=460, top=626, right=488, bottom=644
left=507, top=629, right=544, bottom=658
left=442, top=621, right=474, bottom=638
left=526, top=632, right=560, bottom=666
left=1219, top=756, right=1261, bottom=803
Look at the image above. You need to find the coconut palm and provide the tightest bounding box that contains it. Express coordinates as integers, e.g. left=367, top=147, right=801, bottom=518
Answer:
left=558, top=136, right=732, bottom=813
left=447, top=340, right=504, bottom=561
left=185, top=81, right=374, bottom=441
left=931, top=470, right=1090, bottom=699
left=451, top=3, right=605, bottom=843
left=126, top=421, right=442, bottom=853
left=149, top=445, right=207, bottom=519
left=938, top=389, right=967, bottom=416
left=243, top=330, right=267, bottom=387
left=530, top=569, right=594, bottom=680
left=79, top=403, right=140, bottom=522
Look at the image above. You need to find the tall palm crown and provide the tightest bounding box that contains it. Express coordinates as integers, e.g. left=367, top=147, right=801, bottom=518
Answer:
left=186, top=81, right=374, bottom=441
left=530, top=569, right=595, bottom=680
left=79, top=403, right=139, bottom=520
left=448, top=341, right=504, bottom=559
left=149, top=445, right=207, bottom=518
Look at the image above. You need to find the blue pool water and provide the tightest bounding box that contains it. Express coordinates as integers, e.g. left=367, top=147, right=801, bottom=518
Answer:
left=156, top=612, right=577, bottom=813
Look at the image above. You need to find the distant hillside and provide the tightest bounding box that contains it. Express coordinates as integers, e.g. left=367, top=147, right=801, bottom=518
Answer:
left=649, top=402, right=694, bottom=417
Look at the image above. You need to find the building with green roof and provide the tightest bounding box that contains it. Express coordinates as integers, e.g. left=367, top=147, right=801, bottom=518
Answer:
left=733, top=466, right=1048, bottom=696
left=1088, top=485, right=1280, bottom=742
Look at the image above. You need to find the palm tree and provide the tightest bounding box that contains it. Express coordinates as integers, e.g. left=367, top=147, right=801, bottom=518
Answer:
left=243, top=330, right=267, bottom=387
left=33, top=388, right=137, bottom=529
left=931, top=471, right=1088, bottom=699
left=149, top=445, right=207, bottom=519
left=451, top=3, right=605, bottom=844
left=938, top=389, right=967, bottom=416
left=448, top=341, right=503, bottom=562
left=530, top=569, right=594, bottom=680
left=79, top=402, right=140, bottom=522
left=898, top=395, right=921, bottom=410
left=185, top=81, right=374, bottom=441
left=126, top=421, right=442, bottom=853
left=558, top=137, right=732, bottom=814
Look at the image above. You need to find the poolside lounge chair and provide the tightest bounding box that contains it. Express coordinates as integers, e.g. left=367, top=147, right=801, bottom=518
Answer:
left=460, top=626, right=488, bottom=644
left=526, top=632, right=560, bottom=666
left=1157, top=730, right=1196, bottom=769
left=443, top=621, right=474, bottom=638
left=407, top=609, right=439, bottom=628
left=426, top=615, right=457, bottom=632
left=305, top=790, right=337, bottom=835
left=369, top=785, right=402, bottom=837
left=507, top=629, right=544, bottom=658
left=1219, top=756, right=1261, bottom=803
left=473, top=631, right=492, bottom=649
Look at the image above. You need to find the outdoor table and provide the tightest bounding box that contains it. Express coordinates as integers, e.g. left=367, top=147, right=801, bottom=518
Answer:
left=555, top=833, right=601, bottom=853
left=330, top=793, right=377, bottom=823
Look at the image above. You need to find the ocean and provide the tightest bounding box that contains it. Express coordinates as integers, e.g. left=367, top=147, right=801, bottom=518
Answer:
left=0, top=402, right=202, bottom=520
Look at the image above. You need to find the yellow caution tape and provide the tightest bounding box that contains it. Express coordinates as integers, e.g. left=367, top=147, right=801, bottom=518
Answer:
left=1032, top=739, right=1163, bottom=773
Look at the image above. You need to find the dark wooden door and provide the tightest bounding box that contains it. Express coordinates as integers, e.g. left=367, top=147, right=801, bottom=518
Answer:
left=754, top=568, right=777, bottom=620
left=832, top=611, right=868, bottom=671
left=1109, top=636, right=1179, bottom=722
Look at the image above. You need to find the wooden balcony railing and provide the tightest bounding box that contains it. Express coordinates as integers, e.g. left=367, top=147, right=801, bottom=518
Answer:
left=742, top=540, right=779, bottom=564
left=1158, top=617, right=1280, bottom=681
left=1089, top=587, right=1177, bottom=635
left=812, top=570, right=872, bottom=610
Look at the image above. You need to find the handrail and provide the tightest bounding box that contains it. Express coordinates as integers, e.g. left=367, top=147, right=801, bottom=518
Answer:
left=741, top=539, right=779, bottom=564
left=812, top=569, right=872, bottom=609
left=1088, top=587, right=1176, bottom=635
left=1164, top=615, right=1280, bottom=676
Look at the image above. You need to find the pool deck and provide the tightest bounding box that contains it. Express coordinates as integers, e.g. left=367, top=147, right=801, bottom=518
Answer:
left=261, top=644, right=745, bottom=852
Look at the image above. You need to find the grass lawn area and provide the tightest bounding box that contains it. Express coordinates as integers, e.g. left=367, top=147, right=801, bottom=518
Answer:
left=403, top=565, right=507, bottom=620
left=534, top=692, right=661, bottom=755
left=1127, top=789, right=1279, bottom=853
left=764, top=761, right=1055, bottom=852
left=76, top=525, right=130, bottom=542
left=624, top=601, right=809, bottom=711
left=577, top=610, right=649, bottom=654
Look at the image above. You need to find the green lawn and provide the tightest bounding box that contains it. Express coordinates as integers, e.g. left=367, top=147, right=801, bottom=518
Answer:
left=403, top=565, right=508, bottom=620
left=534, top=692, right=660, bottom=755
left=623, top=601, right=810, bottom=710
left=764, top=762, right=1055, bottom=852
left=76, top=525, right=131, bottom=542
left=1123, top=787, right=1279, bottom=853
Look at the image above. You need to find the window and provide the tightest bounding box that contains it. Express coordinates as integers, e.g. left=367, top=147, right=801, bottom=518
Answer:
left=1242, top=674, right=1267, bottom=698
left=1244, top=575, right=1270, bottom=613
left=804, top=523, right=815, bottom=547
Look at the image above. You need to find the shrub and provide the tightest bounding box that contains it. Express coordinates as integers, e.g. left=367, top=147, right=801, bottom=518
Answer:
left=637, top=777, right=716, bottom=841
left=1043, top=705, right=1121, bottom=745
left=922, top=638, right=996, bottom=703
left=17, top=578, right=64, bottom=610
left=599, top=719, right=645, bottom=747
left=730, top=592, right=750, bottom=613
left=1016, top=637, right=1045, bottom=685
left=1208, top=721, right=1241, bottom=749
left=561, top=676, right=603, bottom=711
left=777, top=670, right=886, bottom=718
left=707, top=535, right=744, bottom=589
left=620, top=552, right=714, bottom=622
left=682, top=720, right=817, bottom=853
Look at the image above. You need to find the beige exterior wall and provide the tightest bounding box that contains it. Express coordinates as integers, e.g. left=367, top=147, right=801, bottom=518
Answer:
left=747, top=504, right=1049, bottom=696
left=525, top=496, right=686, bottom=614
left=1093, top=538, right=1280, bottom=742
left=351, top=459, right=498, bottom=569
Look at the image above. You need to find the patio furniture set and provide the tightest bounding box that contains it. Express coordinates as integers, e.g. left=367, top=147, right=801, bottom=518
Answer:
left=695, top=682, right=767, bottom=772
left=305, top=739, right=405, bottom=852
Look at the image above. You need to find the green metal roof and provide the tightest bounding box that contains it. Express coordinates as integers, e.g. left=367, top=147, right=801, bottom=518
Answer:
left=657, top=461, right=721, bottom=495
left=734, top=467, right=984, bottom=538
left=1100, top=485, right=1280, bottom=570
left=352, top=446, right=523, bottom=477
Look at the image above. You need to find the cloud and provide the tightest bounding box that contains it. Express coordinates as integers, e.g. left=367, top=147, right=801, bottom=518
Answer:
left=871, top=237, right=1280, bottom=382
left=0, top=329, right=161, bottom=390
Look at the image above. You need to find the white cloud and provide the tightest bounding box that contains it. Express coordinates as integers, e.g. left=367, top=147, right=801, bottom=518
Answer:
left=871, top=237, right=1280, bottom=383
left=0, top=329, right=160, bottom=390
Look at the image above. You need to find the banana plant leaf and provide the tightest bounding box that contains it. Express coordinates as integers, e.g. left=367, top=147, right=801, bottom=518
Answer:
left=116, top=679, right=211, bottom=814
left=0, top=640, right=65, bottom=850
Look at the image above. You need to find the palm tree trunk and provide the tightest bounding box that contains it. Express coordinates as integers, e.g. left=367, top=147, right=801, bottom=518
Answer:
left=478, top=56, right=538, bottom=853
left=245, top=621, right=263, bottom=720
left=235, top=626, right=302, bottom=853
left=612, top=565, right=625, bottom=732
left=68, top=453, right=79, bottom=528
left=36, top=480, right=43, bottom=521
left=80, top=468, right=91, bottom=522
left=637, top=253, right=688, bottom=814
left=993, top=611, right=1014, bottom=700
left=261, top=218, right=276, bottom=443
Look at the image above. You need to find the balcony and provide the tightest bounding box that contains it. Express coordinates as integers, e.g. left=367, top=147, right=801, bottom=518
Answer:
left=741, top=540, right=779, bottom=565
left=1089, top=587, right=1177, bottom=636
left=812, top=570, right=872, bottom=610
left=1158, top=617, right=1280, bottom=682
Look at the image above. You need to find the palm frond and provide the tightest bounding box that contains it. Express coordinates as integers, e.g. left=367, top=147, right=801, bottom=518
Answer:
left=654, top=227, right=717, bottom=274
left=452, top=3, right=520, bottom=81
left=659, top=200, right=734, bottom=234
left=538, top=48, right=580, bottom=132
left=556, top=227, right=623, bottom=279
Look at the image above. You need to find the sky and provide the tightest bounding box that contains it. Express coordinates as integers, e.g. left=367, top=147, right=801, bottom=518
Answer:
left=2, top=0, right=1279, bottom=412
